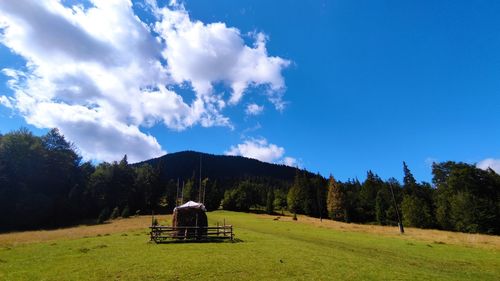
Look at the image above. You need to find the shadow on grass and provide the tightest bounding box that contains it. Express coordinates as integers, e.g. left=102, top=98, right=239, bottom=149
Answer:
left=245, top=209, right=288, bottom=217
left=150, top=237, right=243, bottom=244
left=0, top=219, right=112, bottom=234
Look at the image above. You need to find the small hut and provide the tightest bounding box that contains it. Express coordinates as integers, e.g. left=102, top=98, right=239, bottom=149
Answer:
left=172, top=201, right=208, bottom=239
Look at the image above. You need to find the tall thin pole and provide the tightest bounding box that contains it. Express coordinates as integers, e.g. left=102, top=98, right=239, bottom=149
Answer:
left=181, top=181, right=185, bottom=205
left=176, top=178, right=179, bottom=207
left=202, top=179, right=206, bottom=205
left=389, top=183, right=404, bottom=234
left=198, top=154, right=202, bottom=203
left=317, top=188, right=322, bottom=222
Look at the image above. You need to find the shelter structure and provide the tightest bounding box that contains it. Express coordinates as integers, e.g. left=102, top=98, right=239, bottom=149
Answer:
left=149, top=201, right=233, bottom=243
left=172, top=201, right=208, bottom=239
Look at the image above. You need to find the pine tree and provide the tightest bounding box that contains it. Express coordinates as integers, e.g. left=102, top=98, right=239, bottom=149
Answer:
left=359, top=171, right=383, bottom=222
left=401, top=162, right=434, bottom=228
left=375, top=188, right=391, bottom=225
left=403, top=161, right=417, bottom=195
left=287, top=183, right=301, bottom=214
left=326, top=175, right=345, bottom=221
left=266, top=188, right=275, bottom=214
left=287, top=171, right=304, bottom=214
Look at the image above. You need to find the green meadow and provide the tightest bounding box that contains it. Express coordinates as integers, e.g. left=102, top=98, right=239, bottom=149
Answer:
left=0, top=211, right=499, bottom=281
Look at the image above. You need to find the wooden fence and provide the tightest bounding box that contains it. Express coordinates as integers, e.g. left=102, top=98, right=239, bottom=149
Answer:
left=150, top=224, right=234, bottom=243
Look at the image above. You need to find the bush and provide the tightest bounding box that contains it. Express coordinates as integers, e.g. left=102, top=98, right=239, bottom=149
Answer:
left=97, top=207, right=110, bottom=224
left=110, top=207, right=120, bottom=219
left=121, top=206, right=130, bottom=218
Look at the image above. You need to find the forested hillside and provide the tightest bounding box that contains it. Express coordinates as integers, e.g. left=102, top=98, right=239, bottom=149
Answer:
left=137, top=150, right=305, bottom=181
left=0, top=128, right=498, bottom=234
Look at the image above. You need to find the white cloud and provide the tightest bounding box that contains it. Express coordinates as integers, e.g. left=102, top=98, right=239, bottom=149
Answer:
left=154, top=6, right=290, bottom=105
left=476, top=158, right=500, bottom=174
left=225, top=138, right=296, bottom=166
left=282, top=156, right=298, bottom=167
left=0, top=95, right=12, bottom=108
left=0, top=0, right=289, bottom=162
left=245, top=103, right=264, bottom=116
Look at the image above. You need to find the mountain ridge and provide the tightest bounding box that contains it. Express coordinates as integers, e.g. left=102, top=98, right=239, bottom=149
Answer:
left=134, top=150, right=312, bottom=182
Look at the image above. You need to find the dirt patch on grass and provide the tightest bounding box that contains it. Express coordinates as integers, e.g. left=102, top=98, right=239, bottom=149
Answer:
left=264, top=214, right=500, bottom=250
left=0, top=215, right=171, bottom=246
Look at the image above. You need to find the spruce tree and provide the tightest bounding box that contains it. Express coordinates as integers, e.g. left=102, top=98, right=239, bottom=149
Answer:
left=266, top=189, right=275, bottom=214
left=401, top=162, right=434, bottom=228
left=287, top=182, right=302, bottom=214
left=359, top=171, right=382, bottom=222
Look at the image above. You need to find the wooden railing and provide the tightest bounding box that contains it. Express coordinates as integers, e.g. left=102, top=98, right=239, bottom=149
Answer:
left=150, top=225, right=234, bottom=243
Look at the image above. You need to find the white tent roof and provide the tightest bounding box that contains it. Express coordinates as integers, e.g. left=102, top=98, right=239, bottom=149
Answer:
left=174, top=201, right=206, bottom=211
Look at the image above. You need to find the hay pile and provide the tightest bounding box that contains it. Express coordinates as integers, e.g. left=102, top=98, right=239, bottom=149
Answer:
left=172, top=201, right=208, bottom=239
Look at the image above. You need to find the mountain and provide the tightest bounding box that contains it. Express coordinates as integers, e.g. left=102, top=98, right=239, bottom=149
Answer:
left=134, top=150, right=309, bottom=182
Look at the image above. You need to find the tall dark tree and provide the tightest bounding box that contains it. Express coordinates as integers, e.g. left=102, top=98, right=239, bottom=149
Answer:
left=273, top=189, right=287, bottom=215
left=401, top=162, right=434, bottom=228
left=403, top=161, right=417, bottom=195
left=266, top=188, right=275, bottom=214
left=134, top=164, right=160, bottom=212
left=359, top=171, right=384, bottom=222
left=201, top=178, right=221, bottom=211
left=375, top=186, right=392, bottom=225
left=287, top=171, right=305, bottom=214
left=310, top=174, right=327, bottom=218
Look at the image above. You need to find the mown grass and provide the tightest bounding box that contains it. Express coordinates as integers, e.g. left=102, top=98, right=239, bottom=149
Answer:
left=0, top=211, right=499, bottom=280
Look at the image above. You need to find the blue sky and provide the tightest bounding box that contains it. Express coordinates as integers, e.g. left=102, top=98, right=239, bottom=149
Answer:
left=0, top=0, right=499, bottom=183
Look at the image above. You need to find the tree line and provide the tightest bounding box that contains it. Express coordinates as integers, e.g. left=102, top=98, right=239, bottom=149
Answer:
left=258, top=161, right=499, bottom=234
left=0, top=128, right=498, bottom=234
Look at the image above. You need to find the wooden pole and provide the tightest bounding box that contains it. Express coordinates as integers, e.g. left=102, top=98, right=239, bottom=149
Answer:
left=176, top=178, right=179, bottom=206
left=181, top=181, right=184, bottom=205
left=198, top=154, right=202, bottom=202
left=151, top=210, right=154, bottom=242
left=195, top=213, right=198, bottom=239
left=389, top=183, right=404, bottom=234
left=203, top=181, right=206, bottom=205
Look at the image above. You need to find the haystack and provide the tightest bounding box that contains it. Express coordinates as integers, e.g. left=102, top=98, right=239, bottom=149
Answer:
left=172, top=201, right=208, bottom=238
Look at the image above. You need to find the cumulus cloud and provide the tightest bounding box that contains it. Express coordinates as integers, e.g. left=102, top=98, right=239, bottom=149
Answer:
left=225, top=138, right=296, bottom=166
left=245, top=103, right=264, bottom=116
left=0, top=0, right=289, bottom=162
left=155, top=8, right=290, bottom=105
left=476, top=158, right=500, bottom=174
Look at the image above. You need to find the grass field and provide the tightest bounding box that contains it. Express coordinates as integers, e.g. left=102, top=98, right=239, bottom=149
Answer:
left=0, top=211, right=499, bottom=280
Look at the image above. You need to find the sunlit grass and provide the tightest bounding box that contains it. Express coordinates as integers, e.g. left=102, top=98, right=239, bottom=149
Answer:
left=0, top=211, right=498, bottom=280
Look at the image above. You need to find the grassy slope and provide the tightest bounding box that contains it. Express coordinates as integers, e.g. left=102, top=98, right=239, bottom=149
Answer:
left=0, top=211, right=499, bottom=281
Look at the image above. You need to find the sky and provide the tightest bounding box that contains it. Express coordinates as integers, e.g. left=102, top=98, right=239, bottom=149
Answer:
left=0, top=0, right=499, bottom=183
